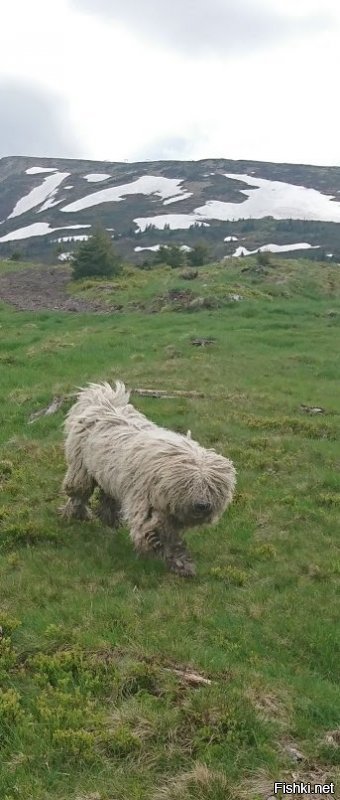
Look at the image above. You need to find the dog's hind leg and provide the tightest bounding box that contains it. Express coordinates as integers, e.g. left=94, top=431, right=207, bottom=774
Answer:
left=129, top=507, right=164, bottom=556
left=60, top=464, right=95, bottom=521
left=95, top=489, right=121, bottom=529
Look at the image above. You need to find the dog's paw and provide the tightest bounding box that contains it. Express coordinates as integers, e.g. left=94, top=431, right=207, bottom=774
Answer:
left=58, top=500, right=93, bottom=521
left=58, top=502, right=72, bottom=520
left=169, top=557, right=197, bottom=578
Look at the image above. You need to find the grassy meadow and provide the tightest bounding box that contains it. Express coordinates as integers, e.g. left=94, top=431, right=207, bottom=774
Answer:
left=0, top=255, right=340, bottom=799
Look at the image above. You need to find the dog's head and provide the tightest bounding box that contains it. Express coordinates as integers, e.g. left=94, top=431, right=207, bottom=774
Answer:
left=150, top=443, right=236, bottom=528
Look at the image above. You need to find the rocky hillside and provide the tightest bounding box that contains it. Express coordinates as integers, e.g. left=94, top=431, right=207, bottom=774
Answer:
left=1, top=155, right=340, bottom=263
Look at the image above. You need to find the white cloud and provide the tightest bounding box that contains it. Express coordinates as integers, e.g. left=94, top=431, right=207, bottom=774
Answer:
left=70, top=0, right=333, bottom=55
left=0, top=78, right=81, bottom=158
left=0, top=0, right=339, bottom=165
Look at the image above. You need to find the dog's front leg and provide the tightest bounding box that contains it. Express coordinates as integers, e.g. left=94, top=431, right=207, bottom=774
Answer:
left=129, top=507, right=196, bottom=577
left=162, top=533, right=196, bottom=577
left=95, top=489, right=121, bottom=529
left=60, top=466, right=95, bottom=521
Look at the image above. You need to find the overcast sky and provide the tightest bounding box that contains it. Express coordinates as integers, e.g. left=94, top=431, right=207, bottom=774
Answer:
left=1, top=0, right=339, bottom=165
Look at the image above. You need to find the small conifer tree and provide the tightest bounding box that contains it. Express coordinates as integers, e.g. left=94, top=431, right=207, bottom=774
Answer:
left=72, top=227, right=122, bottom=280
left=187, top=243, right=209, bottom=267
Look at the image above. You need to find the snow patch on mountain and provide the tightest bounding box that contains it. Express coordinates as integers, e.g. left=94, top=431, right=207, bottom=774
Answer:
left=209, top=173, right=340, bottom=223
left=227, top=242, right=320, bottom=258
left=84, top=173, right=111, bottom=182
left=55, top=235, right=90, bottom=242
left=134, top=214, right=210, bottom=231
left=163, top=192, right=193, bottom=205
left=136, top=173, right=340, bottom=230
left=61, top=225, right=92, bottom=230
left=39, top=198, right=62, bottom=212
left=8, top=172, right=70, bottom=219
left=25, top=167, right=57, bottom=175
left=134, top=244, right=192, bottom=252
left=135, top=245, right=162, bottom=252
left=0, top=222, right=58, bottom=241
left=61, top=175, right=188, bottom=213
left=0, top=222, right=91, bottom=243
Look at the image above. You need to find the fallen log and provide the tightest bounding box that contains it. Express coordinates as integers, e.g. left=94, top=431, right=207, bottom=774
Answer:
left=28, top=396, right=65, bottom=423
left=163, top=667, right=212, bottom=686
left=132, top=388, right=205, bottom=399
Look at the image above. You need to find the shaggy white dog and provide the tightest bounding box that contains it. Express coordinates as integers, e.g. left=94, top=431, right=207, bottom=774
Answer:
left=61, top=382, right=236, bottom=576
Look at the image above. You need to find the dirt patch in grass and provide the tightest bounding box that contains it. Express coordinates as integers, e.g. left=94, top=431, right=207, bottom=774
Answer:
left=0, top=266, right=121, bottom=313
left=0, top=268, right=225, bottom=315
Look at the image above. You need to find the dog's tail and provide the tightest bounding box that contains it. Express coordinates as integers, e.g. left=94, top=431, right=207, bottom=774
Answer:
left=106, top=381, right=131, bottom=408
left=64, top=381, right=130, bottom=432
left=81, top=381, right=130, bottom=409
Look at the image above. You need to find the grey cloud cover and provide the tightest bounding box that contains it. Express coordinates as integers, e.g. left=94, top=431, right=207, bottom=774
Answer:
left=71, top=0, right=330, bottom=55
left=0, top=80, right=81, bottom=159
left=132, top=134, right=209, bottom=161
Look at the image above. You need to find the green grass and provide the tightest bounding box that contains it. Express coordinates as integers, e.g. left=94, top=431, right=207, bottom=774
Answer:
left=1, top=256, right=340, bottom=799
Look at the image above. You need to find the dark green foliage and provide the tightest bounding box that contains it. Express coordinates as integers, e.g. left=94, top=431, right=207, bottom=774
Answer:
left=9, top=251, right=22, bottom=262
left=187, top=243, right=210, bottom=267
left=256, top=251, right=272, bottom=268
left=72, top=227, right=122, bottom=280
left=155, top=245, right=185, bottom=268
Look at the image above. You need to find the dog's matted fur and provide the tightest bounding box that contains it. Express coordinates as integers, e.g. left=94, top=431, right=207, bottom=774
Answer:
left=61, top=381, right=236, bottom=576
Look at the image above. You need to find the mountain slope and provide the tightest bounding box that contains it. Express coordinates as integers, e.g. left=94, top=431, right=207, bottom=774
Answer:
left=1, top=156, right=340, bottom=262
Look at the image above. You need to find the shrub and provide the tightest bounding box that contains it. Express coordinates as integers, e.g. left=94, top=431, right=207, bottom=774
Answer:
left=154, top=246, right=185, bottom=268
left=72, top=227, right=122, bottom=280
left=256, top=250, right=272, bottom=268
left=187, top=243, right=210, bottom=266
left=180, top=269, right=198, bottom=280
